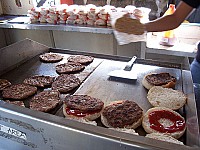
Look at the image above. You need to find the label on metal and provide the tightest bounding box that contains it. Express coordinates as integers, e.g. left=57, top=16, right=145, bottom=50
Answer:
left=0, top=123, right=27, bottom=140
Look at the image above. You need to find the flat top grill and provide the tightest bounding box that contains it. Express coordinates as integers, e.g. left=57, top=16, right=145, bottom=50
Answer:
left=0, top=39, right=199, bottom=150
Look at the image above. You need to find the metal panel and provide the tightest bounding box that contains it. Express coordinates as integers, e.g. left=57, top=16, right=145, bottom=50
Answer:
left=0, top=39, right=49, bottom=76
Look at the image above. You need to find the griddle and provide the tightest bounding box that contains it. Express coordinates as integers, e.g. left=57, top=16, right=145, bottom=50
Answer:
left=0, top=39, right=199, bottom=150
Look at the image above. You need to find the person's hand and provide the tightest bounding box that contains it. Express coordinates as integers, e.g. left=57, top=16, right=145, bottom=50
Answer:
left=114, top=14, right=145, bottom=35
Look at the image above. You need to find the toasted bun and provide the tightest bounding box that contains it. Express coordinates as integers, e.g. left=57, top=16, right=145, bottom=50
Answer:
left=142, top=107, right=186, bottom=139
left=65, top=116, right=97, bottom=126
left=146, top=133, right=184, bottom=145
left=101, top=100, right=143, bottom=129
left=142, top=73, right=176, bottom=90
left=109, top=128, right=138, bottom=135
left=63, top=103, right=102, bottom=121
left=147, top=86, right=187, bottom=110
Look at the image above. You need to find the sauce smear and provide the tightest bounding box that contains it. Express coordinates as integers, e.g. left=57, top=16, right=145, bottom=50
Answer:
left=149, top=110, right=185, bottom=133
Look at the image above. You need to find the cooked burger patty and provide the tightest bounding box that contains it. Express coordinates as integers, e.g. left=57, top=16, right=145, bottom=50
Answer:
left=56, top=62, right=85, bottom=74
left=23, top=75, right=55, bottom=87
left=4, top=100, right=25, bottom=107
left=67, top=55, right=94, bottom=64
left=30, top=90, right=60, bottom=112
left=65, top=95, right=104, bottom=112
left=39, top=53, right=63, bottom=63
left=102, top=100, right=143, bottom=128
left=146, top=73, right=176, bottom=86
left=52, top=74, right=81, bottom=93
left=0, top=79, right=11, bottom=91
left=2, top=84, right=37, bottom=100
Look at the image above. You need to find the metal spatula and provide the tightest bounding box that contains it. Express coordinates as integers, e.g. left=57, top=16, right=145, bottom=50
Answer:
left=108, top=56, right=137, bottom=80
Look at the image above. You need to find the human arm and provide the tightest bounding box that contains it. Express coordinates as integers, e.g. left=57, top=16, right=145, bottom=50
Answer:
left=145, top=1, right=194, bottom=32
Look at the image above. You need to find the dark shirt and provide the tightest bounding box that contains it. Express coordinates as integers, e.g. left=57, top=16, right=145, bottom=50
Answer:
left=182, top=0, right=200, bottom=8
left=196, top=42, right=200, bottom=63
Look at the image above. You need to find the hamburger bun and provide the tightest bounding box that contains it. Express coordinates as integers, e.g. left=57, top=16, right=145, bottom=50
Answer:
left=142, top=107, right=186, bottom=139
left=65, top=117, right=97, bottom=126
left=63, top=95, right=104, bottom=121
left=101, top=100, right=143, bottom=129
left=109, top=128, right=138, bottom=135
left=142, top=72, right=176, bottom=90
left=147, top=86, right=187, bottom=110
left=146, top=133, right=184, bottom=145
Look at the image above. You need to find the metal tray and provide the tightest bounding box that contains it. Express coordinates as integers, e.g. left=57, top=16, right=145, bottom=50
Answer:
left=0, top=39, right=199, bottom=150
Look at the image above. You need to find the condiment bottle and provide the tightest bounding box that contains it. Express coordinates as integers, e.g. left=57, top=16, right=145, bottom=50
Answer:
left=159, top=4, right=177, bottom=46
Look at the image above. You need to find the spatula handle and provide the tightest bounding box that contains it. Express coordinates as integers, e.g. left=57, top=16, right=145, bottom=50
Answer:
left=124, top=56, right=137, bottom=71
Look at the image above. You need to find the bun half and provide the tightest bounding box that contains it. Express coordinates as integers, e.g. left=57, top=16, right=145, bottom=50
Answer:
left=142, top=107, right=186, bottom=139
left=147, top=86, right=187, bottom=110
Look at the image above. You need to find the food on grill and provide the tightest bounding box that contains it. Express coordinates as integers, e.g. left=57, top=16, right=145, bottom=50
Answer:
left=30, top=90, right=60, bottom=112
left=52, top=74, right=81, bottom=93
left=147, top=86, right=187, bottom=110
left=67, top=55, right=94, bottom=65
left=39, top=53, right=63, bottom=63
left=142, top=72, right=176, bottom=90
left=63, top=95, right=104, bottom=121
left=146, top=133, right=184, bottom=145
left=66, top=117, right=97, bottom=126
left=23, top=75, right=55, bottom=87
left=142, top=107, right=186, bottom=139
left=109, top=128, right=138, bottom=135
left=0, top=79, right=11, bottom=91
left=4, top=100, right=25, bottom=107
left=101, top=100, right=143, bottom=129
left=56, top=62, right=85, bottom=74
left=2, top=84, right=37, bottom=100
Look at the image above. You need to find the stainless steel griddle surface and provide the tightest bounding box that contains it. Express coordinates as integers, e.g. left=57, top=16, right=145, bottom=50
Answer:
left=0, top=39, right=199, bottom=149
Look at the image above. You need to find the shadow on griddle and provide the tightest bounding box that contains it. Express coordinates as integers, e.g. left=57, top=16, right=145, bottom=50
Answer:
left=108, top=76, right=137, bottom=84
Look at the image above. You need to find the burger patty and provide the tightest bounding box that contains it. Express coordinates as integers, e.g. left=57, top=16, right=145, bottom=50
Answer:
left=67, top=55, right=94, bottom=65
left=4, top=100, right=25, bottom=107
left=146, top=73, right=176, bottom=86
left=39, top=53, right=63, bottom=63
left=56, top=62, right=85, bottom=74
left=65, top=95, right=104, bottom=112
left=23, top=75, right=55, bottom=87
left=52, top=74, right=81, bottom=93
left=102, top=100, right=143, bottom=128
left=0, top=79, right=11, bottom=91
left=30, top=90, right=60, bottom=112
left=2, top=84, right=37, bottom=100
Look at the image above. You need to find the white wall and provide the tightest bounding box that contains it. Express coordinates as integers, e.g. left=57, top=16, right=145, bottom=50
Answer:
left=1, top=0, right=34, bottom=15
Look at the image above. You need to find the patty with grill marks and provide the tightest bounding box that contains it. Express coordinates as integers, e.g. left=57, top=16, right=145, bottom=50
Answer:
left=39, top=53, right=63, bottom=63
left=65, top=95, right=104, bottom=112
left=30, top=90, right=60, bottom=112
left=2, top=84, right=37, bottom=100
left=67, top=55, right=94, bottom=65
left=102, top=100, right=143, bottom=128
left=56, top=62, right=85, bottom=74
left=146, top=73, right=176, bottom=86
left=52, top=74, right=80, bottom=93
left=23, top=75, right=55, bottom=87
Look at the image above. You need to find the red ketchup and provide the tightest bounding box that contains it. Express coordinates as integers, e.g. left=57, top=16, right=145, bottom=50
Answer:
left=149, top=110, right=185, bottom=133
left=66, top=108, right=100, bottom=117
